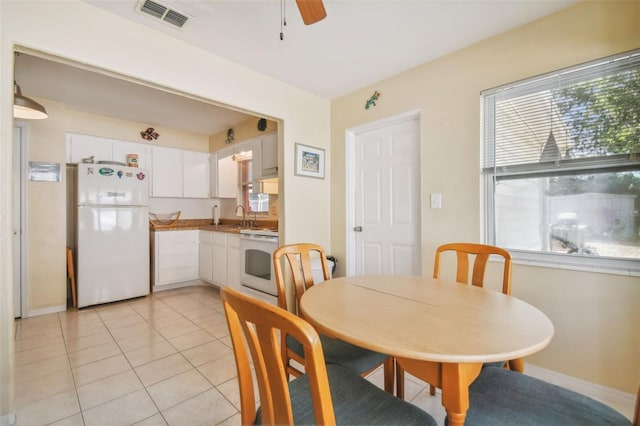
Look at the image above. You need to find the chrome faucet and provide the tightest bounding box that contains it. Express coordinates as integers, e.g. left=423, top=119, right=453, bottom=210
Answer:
left=236, top=205, right=247, bottom=227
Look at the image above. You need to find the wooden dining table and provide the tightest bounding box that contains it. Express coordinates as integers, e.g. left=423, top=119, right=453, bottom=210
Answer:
left=299, top=275, right=555, bottom=426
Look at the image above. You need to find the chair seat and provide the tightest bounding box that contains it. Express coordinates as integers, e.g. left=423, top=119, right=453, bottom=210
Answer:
left=482, top=361, right=507, bottom=369
left=452, top=366, right=631, bottom=426
left=287, top=334, right=388, bottom=375
left=257, top=364, right=437, bottom=425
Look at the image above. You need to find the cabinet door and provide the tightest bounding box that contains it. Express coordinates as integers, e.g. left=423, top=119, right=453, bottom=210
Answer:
left=152, top=146, right=183, bottom=197
left=217, top=155, right=238, bottom=199
left=210, top=153, right=219, bottom=198
left=154, top=230, right=199, bottom=287
left=66, top=133, right=113, bottom=164
left=112, top=140, right=151, bottom=169
left=250, top=136, right=262, bottom=181
left=212, top=233, right=228, bottom=286
left=227, top=235, right=241, bottom=289
left=198, top=232, right=213, bottom=283
left=183, top=151, right=210, bottom=198
left=260, top=132, right=278, bottom=178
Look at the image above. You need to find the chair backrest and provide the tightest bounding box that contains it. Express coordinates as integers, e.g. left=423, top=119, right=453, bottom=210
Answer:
left=221, top=286, right=335, bottom=426
left=434, top=242, right=512, bottom=295
left=273, top=243, right=331, bottom=314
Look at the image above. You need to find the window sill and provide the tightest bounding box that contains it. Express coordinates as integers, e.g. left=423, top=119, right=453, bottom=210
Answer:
left=509, top=249, right=640, bottom=277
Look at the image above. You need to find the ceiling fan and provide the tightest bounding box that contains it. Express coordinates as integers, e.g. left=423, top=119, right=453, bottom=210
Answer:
left=295, top=0, right=326, bottom=25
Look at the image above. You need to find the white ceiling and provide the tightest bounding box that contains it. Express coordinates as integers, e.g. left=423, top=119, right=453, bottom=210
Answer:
left=14, top=0, right=579, bottom=136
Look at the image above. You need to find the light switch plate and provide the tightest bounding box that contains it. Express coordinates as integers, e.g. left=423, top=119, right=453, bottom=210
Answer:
left=430, top=193, right=442, bottom=209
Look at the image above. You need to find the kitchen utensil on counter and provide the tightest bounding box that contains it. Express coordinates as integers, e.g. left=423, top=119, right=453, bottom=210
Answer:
left=213, top=204, right=220, bottom=225
left=149, top=211, right=181, bottom=228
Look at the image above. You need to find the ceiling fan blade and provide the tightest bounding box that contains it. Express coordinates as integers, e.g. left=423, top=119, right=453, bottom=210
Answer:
left=295, top=0, right=327, bottom=25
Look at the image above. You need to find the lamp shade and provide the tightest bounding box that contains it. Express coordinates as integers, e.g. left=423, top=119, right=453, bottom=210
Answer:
left=14, top=82, right=48, bottom=120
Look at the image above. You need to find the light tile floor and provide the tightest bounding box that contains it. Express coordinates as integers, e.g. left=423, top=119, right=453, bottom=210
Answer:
left=13, top=285, right=446, bottom=426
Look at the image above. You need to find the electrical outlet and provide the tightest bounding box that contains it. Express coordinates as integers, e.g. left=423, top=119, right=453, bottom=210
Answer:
left=430, top=193, right=442, bottom=209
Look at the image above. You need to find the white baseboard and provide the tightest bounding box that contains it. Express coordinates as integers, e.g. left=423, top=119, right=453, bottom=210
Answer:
left=23, top=304, right=66, bottom=318
left=525, top=364, right=636, bottom=421
left=0, top=412, right=16, bottom=426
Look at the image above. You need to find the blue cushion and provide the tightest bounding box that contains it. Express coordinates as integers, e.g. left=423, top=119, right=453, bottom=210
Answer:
left=483, top=361, right=507, bottom=369
left=287, top=334, right=388, bottom=375
left=449, top=366, right=631, bottom=425
left=256, top=364, right=437, bottom=425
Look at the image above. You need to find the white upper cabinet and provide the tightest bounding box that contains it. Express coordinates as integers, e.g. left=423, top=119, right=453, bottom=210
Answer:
left=151, top=146, right=210, bottom=198
left=66, top=133, right=116, bottom=164
left=67, top=133, right=151, bottom=168
left=112, top=140, right=151, bottom=169
left=259, top=132, right=278, bottom=179
left=67, top=133, right=212, bottom=198
left=209, top=152, right=219, bottom=199
left=217, top=152, right=238, bottom=199
left=183, top=151, right=211, bottom=198
left=213, top=132, right=277, bottom=198
left=251, top=132, right=278, bottom=181
left=151, top=146, right=184, bottom=197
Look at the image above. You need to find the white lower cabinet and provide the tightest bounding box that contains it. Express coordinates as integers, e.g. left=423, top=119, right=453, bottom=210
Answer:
left=152, top=230, right=199, bottom=290
left=227, top=235, right=240, bottom=288
left=212, top=233, right=228, bottom=286
left=198, top=232, right=214, bottom=283
left=199, top=231, right=241, bottom=289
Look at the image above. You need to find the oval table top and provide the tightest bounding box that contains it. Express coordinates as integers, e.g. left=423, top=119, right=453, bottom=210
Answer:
left=299, top=275, right=554, bottom=364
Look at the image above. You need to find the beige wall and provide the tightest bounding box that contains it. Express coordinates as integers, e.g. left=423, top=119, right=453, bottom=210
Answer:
left=209, top=117, right=278, bottom=152
left=331, top=1, right=640, bottom=393
left=0, top=0, right=330, bottom=419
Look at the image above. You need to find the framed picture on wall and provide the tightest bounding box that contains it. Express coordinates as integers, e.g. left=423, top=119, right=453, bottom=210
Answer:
left=295, top=143, right=325, bottom=179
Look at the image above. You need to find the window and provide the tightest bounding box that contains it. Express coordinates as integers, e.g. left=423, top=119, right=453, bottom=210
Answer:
left=482, top=50, right=640, bottom=274
left=237, top=155, right=269, bottom=214
left=238, top=157, right=253, bottom=211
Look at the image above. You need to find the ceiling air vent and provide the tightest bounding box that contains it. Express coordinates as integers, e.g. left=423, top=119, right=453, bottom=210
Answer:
left=137, top=0, right=190, bottom=29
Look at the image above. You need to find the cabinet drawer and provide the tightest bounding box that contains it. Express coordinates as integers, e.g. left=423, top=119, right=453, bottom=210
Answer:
left=158, top=266, right=199, bottom=284
left=159, top=241, right=197, bottom=257
left=158, top=253, right=197, bottom=269
left=158, top=230, right=198, bottom=244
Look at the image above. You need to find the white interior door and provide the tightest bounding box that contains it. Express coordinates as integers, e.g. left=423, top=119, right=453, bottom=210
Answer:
left=13, top=124, right=26, bottom=318
left=348, top=113, right=421, bottom=276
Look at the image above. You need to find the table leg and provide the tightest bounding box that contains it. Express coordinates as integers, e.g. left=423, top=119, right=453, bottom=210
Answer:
left=508, top=357, right=524, bottom=372
left=441, top=363, right=482, bottom=426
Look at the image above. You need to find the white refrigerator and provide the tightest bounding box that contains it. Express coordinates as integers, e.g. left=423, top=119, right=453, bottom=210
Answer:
left=76, top=163, right=150, bottom=308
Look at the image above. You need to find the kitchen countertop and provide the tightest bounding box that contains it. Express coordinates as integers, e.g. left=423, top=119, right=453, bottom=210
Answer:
left=150, top=219, right=278, bottom=234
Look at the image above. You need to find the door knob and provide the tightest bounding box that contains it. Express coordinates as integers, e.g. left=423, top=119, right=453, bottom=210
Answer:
left=353, top=226, right=363, bottom=232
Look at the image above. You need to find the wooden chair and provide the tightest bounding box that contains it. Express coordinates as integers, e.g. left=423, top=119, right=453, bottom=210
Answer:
left=273, top=243, right=395, bottom=394
left=396, top=242, right=516, bottom=399
left=220, top=286, right=437, bottom=426
left=433, top=242, right=512, bottom=295
left=461, top=365, right=634, bottom=425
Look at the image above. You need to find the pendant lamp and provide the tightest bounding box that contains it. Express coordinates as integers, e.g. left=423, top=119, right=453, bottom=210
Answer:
left=13, top=81, right=48, bottom=119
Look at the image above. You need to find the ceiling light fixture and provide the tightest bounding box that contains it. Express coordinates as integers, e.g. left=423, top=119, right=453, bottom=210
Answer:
left=13, top=81, right=48, bottom=120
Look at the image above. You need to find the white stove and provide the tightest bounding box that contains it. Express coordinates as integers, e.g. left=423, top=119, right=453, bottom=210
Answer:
left=239, top=228, right=278, bottom=238
left=239, top=229, right=279, bottom=297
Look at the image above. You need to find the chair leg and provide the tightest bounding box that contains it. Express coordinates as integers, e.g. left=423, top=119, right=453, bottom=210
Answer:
left=429, top=383, right=436, bottom=395
left=508, top=358, right=525, bottom=373
left=395, top=360, right=405, bottom=399
left=383, top=356, right=394, bottom=394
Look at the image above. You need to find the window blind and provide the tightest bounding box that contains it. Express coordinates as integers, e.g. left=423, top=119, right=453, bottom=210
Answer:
left=482, top=50, right=640, bottom=175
